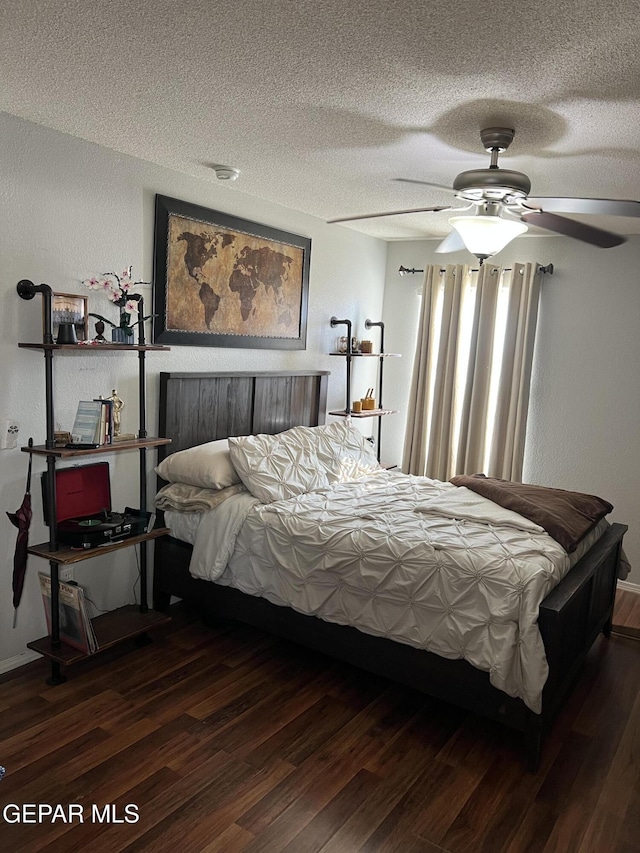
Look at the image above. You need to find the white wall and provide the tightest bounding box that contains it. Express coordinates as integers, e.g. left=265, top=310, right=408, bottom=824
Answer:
left=0, top=113, right=387, bottom=668
left=381, top=235, right=640, bottom=579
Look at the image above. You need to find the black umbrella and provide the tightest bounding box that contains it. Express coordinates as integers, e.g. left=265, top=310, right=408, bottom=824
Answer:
left=7, top=439, right=33, bottom=627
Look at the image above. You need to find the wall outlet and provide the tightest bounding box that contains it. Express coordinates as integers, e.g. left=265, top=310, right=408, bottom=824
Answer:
left=59, top=567, right=75, bottom=583
left=1, top=420, right=19, bottom=450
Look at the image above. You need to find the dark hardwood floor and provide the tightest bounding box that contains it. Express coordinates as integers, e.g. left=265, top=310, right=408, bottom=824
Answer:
left=1, top=590, right=639, bottom=852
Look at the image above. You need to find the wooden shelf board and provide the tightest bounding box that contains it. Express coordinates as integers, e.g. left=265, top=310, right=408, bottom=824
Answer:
left=19, top=343, right=170, bottom=351
left=22, top=437, right=171, bottom=458
left=329, top=352, right=401, bottom=357
left=27, top=527, right=170, bottom=564
left=329, top=409, right=398, bottom=418
left=27, top=606, right=171, bottom=665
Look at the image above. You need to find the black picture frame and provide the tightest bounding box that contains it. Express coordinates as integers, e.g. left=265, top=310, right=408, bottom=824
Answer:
left=50, top=293, right=89, bottom=342
left=152, top=195, right=310, bottom=349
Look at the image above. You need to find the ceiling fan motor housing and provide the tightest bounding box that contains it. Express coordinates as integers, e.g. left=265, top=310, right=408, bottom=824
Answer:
left=453, top=168, right=532, bottom=202
left=479, top=127, right=516, bottom=152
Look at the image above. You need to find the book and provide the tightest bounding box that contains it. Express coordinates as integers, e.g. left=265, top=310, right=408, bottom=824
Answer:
left=104, top=398, right=114, bottom=444
left=94, top=398, right=114, bottom=445
left=38, top=573, right=98, bottom=654
left=70, top=400, right=104, bottom=445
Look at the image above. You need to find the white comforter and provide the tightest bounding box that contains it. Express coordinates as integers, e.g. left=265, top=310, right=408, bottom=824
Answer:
left=170, top=471, right=604, bottom=713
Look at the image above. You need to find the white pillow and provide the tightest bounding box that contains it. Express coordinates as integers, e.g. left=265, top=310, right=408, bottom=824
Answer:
left=228, top=425, right=331, bottom=503
left=228, top=421, right=382, bottom=503
left=155, top=439, right=240, bottom=490
left=316, top=419, right=382, bottom=483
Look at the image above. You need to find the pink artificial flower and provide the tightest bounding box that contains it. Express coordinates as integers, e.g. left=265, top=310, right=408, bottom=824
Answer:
left=83, top=265, right=147, bottom=306
left=125, top=299, right=139, bottom=315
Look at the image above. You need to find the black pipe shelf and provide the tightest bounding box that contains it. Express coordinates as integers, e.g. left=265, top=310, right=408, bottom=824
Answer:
left=329, top=408, right=398, bottom=418
left=22, top=437, right=171, bottom=458
left=327, top=318, right=401, bottom=463
left=26, top=527, right=170, bottom=564
left=19, top=343, right=169, bottom=351
left=16, top=280, right=171, bottom=685
left=329, top=352, right=400, bottom=357
left=27, top=606, right=171, bottom=666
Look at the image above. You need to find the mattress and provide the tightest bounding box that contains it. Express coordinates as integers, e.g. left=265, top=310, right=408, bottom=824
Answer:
left=164, top=471, right=607, bottom=712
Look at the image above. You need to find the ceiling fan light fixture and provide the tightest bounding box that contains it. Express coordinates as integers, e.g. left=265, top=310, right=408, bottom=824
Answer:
left=448, top=215, right=528, bottom=260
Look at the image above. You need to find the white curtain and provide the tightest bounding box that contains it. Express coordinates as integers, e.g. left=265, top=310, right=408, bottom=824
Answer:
left=402, top=261, right=542, bottom=481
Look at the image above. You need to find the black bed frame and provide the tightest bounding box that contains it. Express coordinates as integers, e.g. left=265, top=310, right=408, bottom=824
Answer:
left=152, top=370, right=627, bottom=770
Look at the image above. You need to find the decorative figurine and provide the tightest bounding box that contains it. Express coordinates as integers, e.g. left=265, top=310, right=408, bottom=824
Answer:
left=108, top=389, right=124, bottom=437
left=93, top=319, right=107, bottom=343
left=107, top=389, right=135, bottom=442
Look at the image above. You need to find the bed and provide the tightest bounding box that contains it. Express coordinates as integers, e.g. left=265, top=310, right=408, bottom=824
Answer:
left=152, top=370, right=627, bottom=770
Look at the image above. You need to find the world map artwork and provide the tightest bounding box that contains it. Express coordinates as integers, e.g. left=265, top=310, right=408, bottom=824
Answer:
left=165, top=214, right=305, bottom=338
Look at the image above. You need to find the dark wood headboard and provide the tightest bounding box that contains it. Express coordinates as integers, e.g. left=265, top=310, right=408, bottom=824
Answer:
left=158, top=370, right=330, bottom=461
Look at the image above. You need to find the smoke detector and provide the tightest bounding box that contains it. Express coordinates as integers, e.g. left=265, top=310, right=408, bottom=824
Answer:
left=213, top=166, right=240, bottom=182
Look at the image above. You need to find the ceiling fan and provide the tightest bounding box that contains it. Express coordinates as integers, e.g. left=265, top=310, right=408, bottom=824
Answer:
left=328, top=127, right=640, bottom=261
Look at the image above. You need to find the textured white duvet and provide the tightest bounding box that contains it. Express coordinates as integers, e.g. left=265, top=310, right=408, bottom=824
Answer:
left=166, top=471, right=606, bottom=713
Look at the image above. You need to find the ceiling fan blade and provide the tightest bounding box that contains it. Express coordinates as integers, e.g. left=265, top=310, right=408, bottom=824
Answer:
left=520, top=210, right=625, bottom=248
left=393, top=178, right=457, bottom=194
left=525, top=197, right=640, bottom=218
left=328, top=205, right=452, bottom=224
left=434, top=230, right=466, bottom=254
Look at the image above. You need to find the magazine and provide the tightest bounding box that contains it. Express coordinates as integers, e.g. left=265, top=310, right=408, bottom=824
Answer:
left=70, top=400, right=103, bottom=445
left=38, top=573, right=98, bottom=654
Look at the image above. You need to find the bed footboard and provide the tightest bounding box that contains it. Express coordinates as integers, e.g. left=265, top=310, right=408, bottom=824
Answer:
left=537, top=521, right=627, bottom=720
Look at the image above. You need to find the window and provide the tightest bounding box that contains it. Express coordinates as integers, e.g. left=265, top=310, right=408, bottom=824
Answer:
left=404, top=263, right=541, bottom=481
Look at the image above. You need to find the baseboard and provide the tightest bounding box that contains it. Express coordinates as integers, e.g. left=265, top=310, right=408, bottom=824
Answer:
left=617, top=579, right=640, bottom=594
left=0, top=650, right=42, bottom=675
left=611, top=624, right=640, bottom=640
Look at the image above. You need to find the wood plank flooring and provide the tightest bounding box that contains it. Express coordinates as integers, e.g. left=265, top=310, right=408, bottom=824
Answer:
left=1, top=590, right=639, bottom=853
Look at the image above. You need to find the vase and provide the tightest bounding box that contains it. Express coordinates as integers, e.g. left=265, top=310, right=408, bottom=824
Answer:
left=111, top=327, right=131, bottom=343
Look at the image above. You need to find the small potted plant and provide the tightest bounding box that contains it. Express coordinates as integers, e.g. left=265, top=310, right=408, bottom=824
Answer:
left=83, top=266, right=153, bottom=342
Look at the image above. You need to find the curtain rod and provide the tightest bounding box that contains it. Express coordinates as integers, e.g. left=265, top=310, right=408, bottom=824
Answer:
left=398, top=263, right=554, bottom=276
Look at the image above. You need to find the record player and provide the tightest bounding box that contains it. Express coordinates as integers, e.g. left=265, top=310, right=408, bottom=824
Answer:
left=42, top=462, right=152, bottom=549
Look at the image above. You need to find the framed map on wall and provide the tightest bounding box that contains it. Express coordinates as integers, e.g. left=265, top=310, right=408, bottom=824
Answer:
left=152, top=195, right=310, bottom=349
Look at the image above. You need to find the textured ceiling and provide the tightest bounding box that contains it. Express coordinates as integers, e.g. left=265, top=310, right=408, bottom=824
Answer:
left=2, top=0, right=640, bottom=241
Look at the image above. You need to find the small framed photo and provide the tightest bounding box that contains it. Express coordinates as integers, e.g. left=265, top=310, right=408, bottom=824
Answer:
left=50, top=293, right=89, bottom=342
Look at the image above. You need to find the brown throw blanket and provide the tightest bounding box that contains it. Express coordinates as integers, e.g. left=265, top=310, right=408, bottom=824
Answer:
left=450, top=474, right=613, bottom=553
